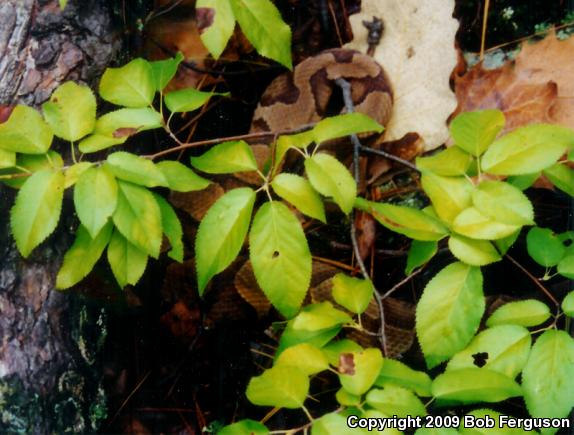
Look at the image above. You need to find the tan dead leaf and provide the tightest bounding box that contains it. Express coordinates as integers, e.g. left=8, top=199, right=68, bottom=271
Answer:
left=355, top=211, right=377, bottom=260
left=514, top=30, right=574, bottom=129
left=345, top=0, right=459, bottom=151
left=454, top=62, right=558, bottom=132
left=169, top=182, right=224, bottom=221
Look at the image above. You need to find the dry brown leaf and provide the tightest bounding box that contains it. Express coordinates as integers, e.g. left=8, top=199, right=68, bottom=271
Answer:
left=169, top=182, right=224, bottom=221
left=345, top=0, right=459, bottom=151
left=514, top=30, right=574, bottom=129
left=454, top=62, right=558, bottom=132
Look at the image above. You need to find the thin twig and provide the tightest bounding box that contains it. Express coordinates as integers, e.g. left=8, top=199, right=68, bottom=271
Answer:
left=335, top=77, right=388, bottom=356
left=107, top=370, right=152, bottom=427
left=480, top=0, right=491, bottom=60
left=359, top=146, right=419, bottom=172
left=381, top=266, right=424, bottom=300
left=146, top=124, right=316, bottom=160
left=506, top=254, right=559, bottom=307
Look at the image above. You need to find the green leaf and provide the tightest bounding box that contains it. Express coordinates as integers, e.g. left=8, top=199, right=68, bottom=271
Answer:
left=543, top=163, right=574, bottom=196
left=275, top=343, right=329, bottom=375
left=274, top=130, right=315, bottom=171
left=219, top=420, right=268, bottom=435
left=42, top=82, right=96, bottom=141
left=74, top=166, right=118, bottom=238
left=493, top=230, right=520, bottom=255
left=164, top=88, right=226, bottom=113
left=190, top=140, right=258, bottom=174
left=64, top=162, right=93, bottom=188
left=153, top=194, right=184, bottom=262
left=156, top=160, right=210, bottom=192
left=421, top=173, right=474, bottom=224
left=416, top=262, right=484, bottom=368
left=415, top=429, right=460, bottom=435
left=486, top=299, right=551, bottom=328
left=365, top=386, right=426, bottom=417
left=107, top=229, right=148, bottom=288
left=450, top=110, right=505, bottom=156
left=312, top=113, right=384, bottom=144
left=452, top=207, right=521, bottom=240
left=271, top=173, right=326, bottom=222
left=99, top=58, right=155, bottom=107
left=197, top=0, right=236, bottom=59
left=448, top=234, right=501, bottom=266
left=150, top=52, right=183, bottom=92
left=472, top=181, right=534, bottom=226
left=196, top=188, right=255, bottom=294
left=335, top=388, right=361, bottom=406
left=112, top=181, right=163, bottom=258
left=0, top=105, right=53, bottom=154
left=375, top=359, right=432, bottom=397
left=249, top=201, right=312, bottom=318
left=446, top=325, right=531, bottom=378
left=322, top=339, right=363, bottom=367
left=312, top=413, right=360, bottom=435
left=305, top=153, right=356, bottom=214
left=1, top=151, right=63, bottom=189
left=338, top=348, right=383, bottom=395
left=230, top=0, right=292, bottom=69
left=246, top=366, right=309, bottom=408
left=277, top=322, right=340, bottom=355
left=59, top=0, right=68, bottom=9
left=106, top=152, right=167, bottom=187
left=56, top=223, right=113, bottom=289
left=331, top=273, right=373, bottom=314
left=526, top=227, right=565, bottom=267
left=481, top=124, right=574, bottom=175
left=557, top=255, right=574, bottom=279
left=79, top=108, right=163, bottom=153
left=562, top=291, right=574, bottom=317
left=0, top=149, right=16, bottom=169
left=522, top=330, right=574, bottom=430
left=406, top=240, right=438, bottom=275
left=460, top=409, right=530, bottom=434
left=355, top=197, right=449, bottom=241
left=10, top=169, right=64, bottom=257
left=432, top=368, right=522, bottom=404
left=507, top=172, right=540, bottom=191
left=291, top=302, right=352, bottom=331
left=416, top=146, right=474, bottom=176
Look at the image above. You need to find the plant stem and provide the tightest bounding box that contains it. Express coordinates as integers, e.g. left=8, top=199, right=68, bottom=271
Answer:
left=335, top=77, right=388, bottom=356
left=506, top=254, right=559, bottom=307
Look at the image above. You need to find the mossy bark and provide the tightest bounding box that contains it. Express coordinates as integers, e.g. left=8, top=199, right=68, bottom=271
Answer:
left=0, top=0, right=118, bottom=432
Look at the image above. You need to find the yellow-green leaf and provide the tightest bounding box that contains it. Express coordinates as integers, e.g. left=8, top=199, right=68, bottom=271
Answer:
left=562, top=291, right=574, bottom=318
left=271, top=173, right=326, bottom=222
left=196, top=188, right=256, bottom=294
left=197, top=0, right=236, bottom=59
left=448, top=234, right=501, bottom=266
left=150, top=52, right=184, bottom=92
left=450, top=110, right=505, bottom=156
left=246, top=366, right=309, bottom=408
left=332, top=273, right=374, bottom=314
left=355, top=197, right=449, bottom=241
left=0, top=149, right=16, bottom=169
left=99, top=58, right=155, bottom=107
left=112, top=181, right=163, bottom=258
left=305, top=153, right=356, bottom=214
left=416, top=146, right=474, bottom=176
left=249, top=201, right=312, bottom=318
left=164, top=88, right=226, bottom=113
left=486, top=299, right=551, bottom=328
left=543, top=163, right=574, bottom=197
left=230, top=0, right=292, bottom=69
left=416, top=262, right=484, bottom=368
left=375, top=359, right=432, bottom=397
left=452, top=207, right=521, bottom=240
left=275, top=343, right=329, bottom=375
left=0, top=106, right=53, bottom=154
left=421, top=173, right=473, bottom=224
left=42, top=82, right=96, bottom=141
left=339, top=348, right=383, bottom=395
left=56, top=223, right=113, bottom=289
left=365, top=386, right=426, bottom=418
left=74, top=166, right=118, bottom=238
left=190, top=140, right=258, bottom=174
left=482, top=124, right=574, bottom=175
left=472, top=180, right=534, bottom=226
left=106, top=152, right=168, bottom=188
left=156, top=160, right=210, bottom=192
left=107, top=229, right=148, bottom=288
left=10, top=169, right=64, bottom=257
left=153, top=193, right=184, bottom=262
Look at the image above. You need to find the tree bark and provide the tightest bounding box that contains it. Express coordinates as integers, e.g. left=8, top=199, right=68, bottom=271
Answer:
left=0, top=0, right=118, bottom=432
